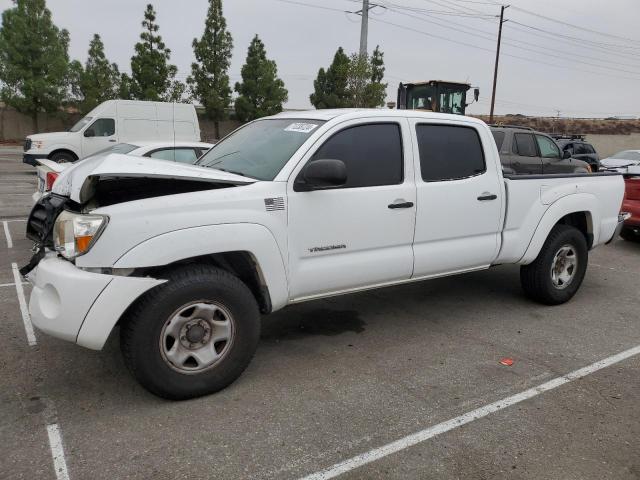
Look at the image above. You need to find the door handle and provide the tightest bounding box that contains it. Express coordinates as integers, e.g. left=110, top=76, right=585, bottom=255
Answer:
left=388, top=201, right=414, bottom=209
left=477, top=193, right=497, bottom=201
left=108, top=139, right=117, bottom=142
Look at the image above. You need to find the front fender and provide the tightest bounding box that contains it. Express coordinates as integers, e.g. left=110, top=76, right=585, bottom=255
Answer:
left=113, top=223, right=289, bottom=311
left=519, top=193, right=598, bottom=265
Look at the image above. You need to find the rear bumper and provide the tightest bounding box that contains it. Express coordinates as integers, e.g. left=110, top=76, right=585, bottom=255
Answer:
left=607, top=213, right=631, bottom=244
left=27, top=255, right=164, bottom=350
left=23, top=153, right=47, bottom=166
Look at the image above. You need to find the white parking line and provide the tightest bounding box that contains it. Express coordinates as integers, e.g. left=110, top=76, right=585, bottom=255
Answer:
left=11, top=263, right=37, bottom=346
left=0, top=282, right=28, bottom=287
left=3, top=221, right=12, bottom=248
left=0, top=218, right=27, bottom=222
left=299, top=344, right=640, bottom=480
left=46, top=423, right=70, bottom=480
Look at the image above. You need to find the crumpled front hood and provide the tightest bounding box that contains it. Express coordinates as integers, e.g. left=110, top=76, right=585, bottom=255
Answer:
left=51, top=152, right=256, bottom=203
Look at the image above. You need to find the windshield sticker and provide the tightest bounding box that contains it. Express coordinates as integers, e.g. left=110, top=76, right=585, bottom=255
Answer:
left=284, top=123, right=318, bottom=133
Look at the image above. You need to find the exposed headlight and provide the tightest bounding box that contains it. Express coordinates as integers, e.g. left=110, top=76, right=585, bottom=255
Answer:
left=53, top=211, right=108, bottom=259
left=32, top=141, right=44, bottom=149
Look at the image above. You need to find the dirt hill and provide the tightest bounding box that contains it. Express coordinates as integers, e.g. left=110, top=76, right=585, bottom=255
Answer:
left=473, top=115, right=640, bottom=135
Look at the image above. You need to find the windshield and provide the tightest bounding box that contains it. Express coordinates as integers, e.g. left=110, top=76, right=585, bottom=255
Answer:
left=69, top=116, right=93, bottom=132
left=611, top=150, right=640, bottom=161
left=197, top=118, right=325, bottom=180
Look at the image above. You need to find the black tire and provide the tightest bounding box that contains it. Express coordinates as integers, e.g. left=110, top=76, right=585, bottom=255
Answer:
left=520, top=225, right=588, bottom=305
left=50, top=151, right=76, bottom=163
left=620, top=226, right=640, bottom=242
left=120, top=265, right=260, bottom=400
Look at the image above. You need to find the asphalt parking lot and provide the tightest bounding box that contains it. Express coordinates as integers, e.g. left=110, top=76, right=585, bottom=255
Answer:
left=1, top=146, right=639, bottom=480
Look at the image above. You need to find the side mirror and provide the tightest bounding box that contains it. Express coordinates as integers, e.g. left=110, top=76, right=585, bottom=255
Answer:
left=84, top=129, right=95, bottom=138
left=474, top=88, right=480, bottom=102
left=563, top=150, right=571, bottom=159
left=295, top=159, right=347, bottom=192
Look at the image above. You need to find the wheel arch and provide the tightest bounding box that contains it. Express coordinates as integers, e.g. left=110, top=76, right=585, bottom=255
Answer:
left=112, top=223, right=289, bottom=313
left=520, top=193, right=598, bottom=265
left=48, top=148, right=79, bottom=161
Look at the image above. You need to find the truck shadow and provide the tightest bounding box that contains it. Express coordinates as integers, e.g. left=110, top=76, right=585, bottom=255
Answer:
left=260, top=308, right=366, bottom=341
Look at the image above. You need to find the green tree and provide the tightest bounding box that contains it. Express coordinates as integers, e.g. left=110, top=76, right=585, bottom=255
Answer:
left=0, top=0, right=71, bottom=130
left=69, top=34, right=121, bottom=113
left=234, top=35, right=287, bottom=122
left=129, top=4, right=184, bottom=101
left=310, top=47, right=350, bottom=109
left=346, top=47, right=387, bottom=108
left=364, top=45, right=387, bottom=107
left=188, top=0, right=233, bottom=139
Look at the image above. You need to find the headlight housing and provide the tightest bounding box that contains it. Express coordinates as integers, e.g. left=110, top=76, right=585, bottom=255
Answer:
left=53, top=211, right=108, bottom=259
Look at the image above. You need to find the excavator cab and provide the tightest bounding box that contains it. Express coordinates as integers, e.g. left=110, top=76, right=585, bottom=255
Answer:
left=397, top=80, right=479, bottom=115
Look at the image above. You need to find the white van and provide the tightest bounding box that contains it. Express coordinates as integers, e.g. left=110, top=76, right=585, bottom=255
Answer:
left=23, top=100, right=201, bottom=165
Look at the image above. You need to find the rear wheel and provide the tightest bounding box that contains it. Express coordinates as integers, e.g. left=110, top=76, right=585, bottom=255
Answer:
left=620, top=226, right=640, bottom=242
left=520, top=225, right=588, bottom=305
left=50, top=151, right=76, bottom=163
left=120, top=265, right=261, bottom=400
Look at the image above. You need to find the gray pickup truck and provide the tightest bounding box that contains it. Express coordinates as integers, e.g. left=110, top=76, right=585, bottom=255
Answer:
left=491, top=125, right=591, bottom=175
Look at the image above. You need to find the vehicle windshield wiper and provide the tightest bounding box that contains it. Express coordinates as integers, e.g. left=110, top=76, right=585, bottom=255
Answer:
left=213, top=167, right=257, bottom=180
left=203, top=151, right=240, bottom=166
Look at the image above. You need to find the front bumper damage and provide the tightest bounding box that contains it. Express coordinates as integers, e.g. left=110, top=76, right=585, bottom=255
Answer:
left=22, top=194, right=165, bottom=350
left=27, top=254, right=164, bottom=350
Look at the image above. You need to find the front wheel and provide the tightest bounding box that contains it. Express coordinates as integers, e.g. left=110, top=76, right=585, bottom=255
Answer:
left=520, top=225, right=588, bottom=305
left=120, top=265, right=261, bottom=400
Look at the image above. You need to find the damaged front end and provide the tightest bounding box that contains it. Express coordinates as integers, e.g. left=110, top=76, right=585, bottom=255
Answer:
left=21, top=194, right=73, bottom=276
left=21, top=153, right=256, bottom=275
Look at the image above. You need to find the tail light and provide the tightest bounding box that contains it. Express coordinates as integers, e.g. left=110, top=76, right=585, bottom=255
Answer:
left=45, top=172, right=59, bottom=191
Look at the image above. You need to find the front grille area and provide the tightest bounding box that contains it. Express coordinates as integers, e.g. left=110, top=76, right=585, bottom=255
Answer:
left=25, top=194, right=69, bottom=247
left=24, top=138, right=32, bottom=151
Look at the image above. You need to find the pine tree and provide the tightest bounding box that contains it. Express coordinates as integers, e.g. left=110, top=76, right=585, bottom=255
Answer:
left=310, top=47, right=350, bottom=109
left=0, top=0, right=71, bottom=130
left=70, top=34, right=121, bottom=113
left=234, top=35, right=288, bottom=122
left=365, top=45, right=387, bottom=108
left=129, top=4, right=183, bottom=101
left=346, top=47, right=387, bottom=108
left=188, top=0, right=233, bottom=139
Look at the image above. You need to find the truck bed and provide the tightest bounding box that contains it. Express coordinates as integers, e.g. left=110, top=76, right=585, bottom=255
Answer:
left=495, top=172, right=625, bottom=265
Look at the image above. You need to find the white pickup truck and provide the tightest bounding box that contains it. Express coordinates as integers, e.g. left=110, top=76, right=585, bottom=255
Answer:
left=23, top=109, right=626, bottom=399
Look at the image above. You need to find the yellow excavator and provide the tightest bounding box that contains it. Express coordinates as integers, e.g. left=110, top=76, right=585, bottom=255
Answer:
left=397, top=80, right=479, bottom=115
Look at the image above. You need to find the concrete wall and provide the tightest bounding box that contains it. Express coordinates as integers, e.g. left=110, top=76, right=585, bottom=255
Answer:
left=586, top=133, right=640, bottom=158
left=0, top=107, right=82, bottom=142
left=0, top=106, right=241, bottom=143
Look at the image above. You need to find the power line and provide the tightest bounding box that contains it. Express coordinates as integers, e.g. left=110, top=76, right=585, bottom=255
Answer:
left=382, top=6, right=640, bottom=72
left=509, top=5, right=640, bottom=45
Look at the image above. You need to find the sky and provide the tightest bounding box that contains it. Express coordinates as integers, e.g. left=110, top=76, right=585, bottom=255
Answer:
left=1, top=0, right=639, bottom=118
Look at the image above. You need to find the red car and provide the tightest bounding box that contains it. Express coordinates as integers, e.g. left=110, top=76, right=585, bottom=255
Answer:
left=621, top=176, right=640, bottom=241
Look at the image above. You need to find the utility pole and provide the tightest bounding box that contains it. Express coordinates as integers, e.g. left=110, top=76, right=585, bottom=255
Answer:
left=489, top=5, right=509, bottom=123
left=355, top=0, right=377, bottom=57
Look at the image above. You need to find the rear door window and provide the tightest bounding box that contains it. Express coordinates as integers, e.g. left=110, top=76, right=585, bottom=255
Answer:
left=513, top=133, right=537, bottom=157
left=416, top=124, right=486, bottom=182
